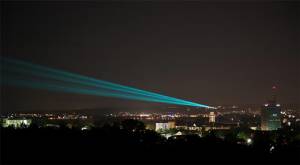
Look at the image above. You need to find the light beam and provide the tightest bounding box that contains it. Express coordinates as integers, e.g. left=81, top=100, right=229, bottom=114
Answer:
left=1, top=57, right=214, bottom=108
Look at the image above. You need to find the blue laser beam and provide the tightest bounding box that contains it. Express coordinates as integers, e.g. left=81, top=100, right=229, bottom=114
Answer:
left=2, top=57, right=206, bottom=107
left=2, top=64, right=202, bottom=107
left=2, top=76, right=197, bottom=106
left=1, top=57, right=213, bottom=108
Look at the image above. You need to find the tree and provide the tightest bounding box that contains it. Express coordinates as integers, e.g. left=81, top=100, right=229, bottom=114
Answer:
left=121, top=119, right=145, bottom=132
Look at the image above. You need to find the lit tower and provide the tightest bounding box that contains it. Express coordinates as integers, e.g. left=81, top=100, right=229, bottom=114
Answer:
left=209, top=111, right=216, bottom=123
left=260, top=86, right=281, bottom=131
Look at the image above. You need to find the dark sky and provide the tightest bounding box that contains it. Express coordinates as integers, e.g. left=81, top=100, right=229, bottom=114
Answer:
left=1, top=1, right=299, bottom=113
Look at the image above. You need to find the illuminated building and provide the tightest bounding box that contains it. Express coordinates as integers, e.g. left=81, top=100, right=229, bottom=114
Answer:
left=155, top=121, right=176, bottom=131
left=261, top=86, right=281, bottom=131
left=168, top=121, right=176, bottom=129
left=2, top=119, right=32, bottom=128
left=209, top=112, right=215, bottom=123
left=155, top=123, right=168, bottom=131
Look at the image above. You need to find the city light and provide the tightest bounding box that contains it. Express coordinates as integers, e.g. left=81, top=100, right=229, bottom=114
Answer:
left=246, top=138, right=252, bottom=145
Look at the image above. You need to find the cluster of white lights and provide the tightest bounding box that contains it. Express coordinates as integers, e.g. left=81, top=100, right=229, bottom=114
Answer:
left=264, top=104, right=281, bottom=107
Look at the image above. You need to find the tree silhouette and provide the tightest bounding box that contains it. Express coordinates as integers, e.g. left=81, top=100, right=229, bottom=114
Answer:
left=121, top=119, right=145, bottom=132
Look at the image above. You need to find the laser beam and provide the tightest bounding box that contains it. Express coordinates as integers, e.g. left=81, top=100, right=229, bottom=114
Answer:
left=1, top=57, right=214, bottom=108
left=2, top=57, right=203, bottom=107
left=2, top=76, right=198, bottom=106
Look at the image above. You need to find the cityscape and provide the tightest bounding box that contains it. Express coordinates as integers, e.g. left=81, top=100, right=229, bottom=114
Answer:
left=1, top=0, right=299, bottom=165
left=1, top=88, right=299, bottom=164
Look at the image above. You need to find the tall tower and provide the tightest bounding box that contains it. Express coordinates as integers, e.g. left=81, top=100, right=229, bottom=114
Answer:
left=270, top=85, right=277, bottom=104
left=209, top=112, right=216, bottom=123
left=261, top=86, right=281, bottom=131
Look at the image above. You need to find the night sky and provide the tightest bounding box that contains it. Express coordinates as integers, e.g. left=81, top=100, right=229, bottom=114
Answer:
left=1, top=1, right=299, bottom=113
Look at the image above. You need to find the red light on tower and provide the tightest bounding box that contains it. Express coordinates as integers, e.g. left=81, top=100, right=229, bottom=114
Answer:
left=272, top=86, right=277, bottom=90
